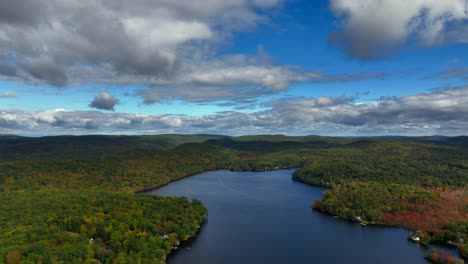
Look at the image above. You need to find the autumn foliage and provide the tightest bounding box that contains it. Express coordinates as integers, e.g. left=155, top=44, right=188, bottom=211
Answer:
left=0, top=135, right=467, bottom=262
left=383, top=189, right=468, bottom=231
left=425, top=248, right=465, bottom=264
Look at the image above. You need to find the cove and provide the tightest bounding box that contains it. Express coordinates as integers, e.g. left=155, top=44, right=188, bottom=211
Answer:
left=148, top=169, right=433, bottom=264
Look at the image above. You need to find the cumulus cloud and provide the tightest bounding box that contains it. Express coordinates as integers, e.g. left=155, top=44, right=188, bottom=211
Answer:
left=0, top=0, right=285, bottom=88
left=265, top=87, right=468, bottom=128
left=89, top=93, right=120, bottom=111
left=330, top=0, right=468, bottom=60
left=0, top=0, right=391, bottom=105
left=132, top=52, right=385, bottom=104
left=135, top=53, right=322, bottom=104
left=0, top=91, right=16, bottom=98
left=2, top=87, right=468, bottom=136
left=0, top=109, right=186, bottom=135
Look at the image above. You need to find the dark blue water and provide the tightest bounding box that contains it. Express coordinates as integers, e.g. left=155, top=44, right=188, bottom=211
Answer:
left=149, top=169, right=433, bottom=264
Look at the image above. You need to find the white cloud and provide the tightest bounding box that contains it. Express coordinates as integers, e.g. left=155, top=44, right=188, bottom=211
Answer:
left=184, top=64, right=320, bottom=91
left=0, top=0, right=285, bottom=87
left=2, top=87, right=468, bottom=136
left=330, top=0, right=468, bottom=59
left=0, top=0, right=391, bottom=105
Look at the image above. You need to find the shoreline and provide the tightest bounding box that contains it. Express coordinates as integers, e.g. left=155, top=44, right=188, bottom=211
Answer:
left=165, top=219, right=208, bottom=260
left=139, top=166, right=299, bottom=194
left=311, top=192, right=466, bottom=261
left=145, top=168, right=466, bottom=262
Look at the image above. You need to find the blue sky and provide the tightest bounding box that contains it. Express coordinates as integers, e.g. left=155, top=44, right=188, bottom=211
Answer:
left=0, top=0, right=467, bottom=136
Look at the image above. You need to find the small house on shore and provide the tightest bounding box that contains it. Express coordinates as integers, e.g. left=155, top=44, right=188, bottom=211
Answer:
left=409, top=234, right=420, bottom=242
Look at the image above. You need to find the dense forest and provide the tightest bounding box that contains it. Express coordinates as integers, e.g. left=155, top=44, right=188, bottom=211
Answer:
left=0, top=134, right=467, bottom=262
left=0, top=190, right=206, bottom=263
left=292, top=139, right=468, bottom=260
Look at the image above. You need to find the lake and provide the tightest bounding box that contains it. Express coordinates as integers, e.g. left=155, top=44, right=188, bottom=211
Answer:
left=148, top=169, right=434, bottom=264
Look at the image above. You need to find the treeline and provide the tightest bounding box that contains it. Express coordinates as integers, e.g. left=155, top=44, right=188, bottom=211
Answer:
left=293, top=141, right=468, bottom=187
left=3, top=136, right=466, bottom=192
left=0, top=143, right=235, bottom=192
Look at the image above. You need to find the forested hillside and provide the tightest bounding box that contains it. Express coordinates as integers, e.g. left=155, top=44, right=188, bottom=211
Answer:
left=0, top=190, right=206, bottom=263
left=292, top=139, right=468, bottom=260
left=0, top=134, right=467, bottom=262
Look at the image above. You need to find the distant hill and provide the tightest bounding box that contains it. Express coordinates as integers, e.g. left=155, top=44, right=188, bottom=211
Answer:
left=1, top=134, right=466, bottom=161
left=0, top=134, right=227, bottom=161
